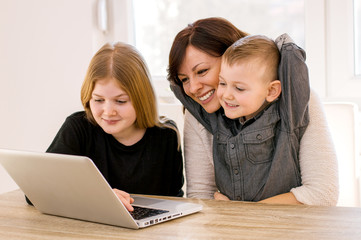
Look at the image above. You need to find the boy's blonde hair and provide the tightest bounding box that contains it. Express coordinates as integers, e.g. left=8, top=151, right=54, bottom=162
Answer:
left=222, top=35, right=280, bottom=81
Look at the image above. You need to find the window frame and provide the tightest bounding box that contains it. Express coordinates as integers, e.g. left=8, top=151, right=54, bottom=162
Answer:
left=324, top=0, right=361, bottom=103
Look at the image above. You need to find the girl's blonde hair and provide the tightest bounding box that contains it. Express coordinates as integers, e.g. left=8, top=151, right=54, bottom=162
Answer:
left=81, top=42, right=180, bottom=148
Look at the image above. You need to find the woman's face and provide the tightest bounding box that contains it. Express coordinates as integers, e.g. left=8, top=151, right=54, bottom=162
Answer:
left=177, top=45, right=221, bottom=113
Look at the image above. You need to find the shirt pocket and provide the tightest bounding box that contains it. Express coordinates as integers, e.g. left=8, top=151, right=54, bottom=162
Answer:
left=243, top=127, right=275, bottom=164
left=214, top=132, right=232, bottom=166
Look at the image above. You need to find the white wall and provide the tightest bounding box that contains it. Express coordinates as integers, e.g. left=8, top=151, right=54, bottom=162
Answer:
left=0, top=0, right=99, bottom=151
left=0, top=0, right=178, bottom=194
left=0, top=0, right=98, bottom=193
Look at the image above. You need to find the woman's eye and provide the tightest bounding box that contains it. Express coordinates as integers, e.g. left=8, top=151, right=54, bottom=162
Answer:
left=236, top=87, right=244, bottom=92
left=179, top=77, right=189, bottom=83
left=219, top=81, right=226, bottom=86
left=116, top=100, right=127, bottom=104
left=94, top=99, right=104, bottom=103
left=198, top=69, right=208, bottom=75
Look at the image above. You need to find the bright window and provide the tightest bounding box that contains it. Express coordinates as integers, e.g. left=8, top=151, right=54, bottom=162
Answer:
left=132, top=0, right=304, bottom=101
left=132, top=0, right=305, bottom=77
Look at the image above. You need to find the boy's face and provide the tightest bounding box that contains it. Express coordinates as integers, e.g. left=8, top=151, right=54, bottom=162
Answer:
left=217, top=60, right=271, bottom=120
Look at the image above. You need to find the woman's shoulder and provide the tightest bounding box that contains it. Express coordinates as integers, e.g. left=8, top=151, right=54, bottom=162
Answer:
left=152, top=118, right=178, bottom=135
left=184, top=109, right=201, bottom=125
left=160, top=116, right=178, bottom=128
left=184, top=110, right=212, bottom=137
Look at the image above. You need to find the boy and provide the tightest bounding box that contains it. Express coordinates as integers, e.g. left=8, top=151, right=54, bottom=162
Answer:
left=213, top=34, right=310, bottom=201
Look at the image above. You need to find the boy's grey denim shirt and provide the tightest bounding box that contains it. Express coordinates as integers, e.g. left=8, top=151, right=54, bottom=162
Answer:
left=171, top=33, right=310, bottom=201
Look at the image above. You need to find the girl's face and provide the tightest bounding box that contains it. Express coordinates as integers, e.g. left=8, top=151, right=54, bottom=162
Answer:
left=89, top=77, right=140, bottom=143
left=177, top=45, right=222, bottom=113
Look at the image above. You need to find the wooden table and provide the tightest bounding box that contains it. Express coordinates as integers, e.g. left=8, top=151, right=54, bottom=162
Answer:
left=1, top=190, right=361, bottom=239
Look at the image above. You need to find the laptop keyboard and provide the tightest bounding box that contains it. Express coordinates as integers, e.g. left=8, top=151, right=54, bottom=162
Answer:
left=130, top=206, right=169, bottom=220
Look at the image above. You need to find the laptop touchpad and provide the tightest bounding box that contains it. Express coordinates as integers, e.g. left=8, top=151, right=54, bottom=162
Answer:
left=132, top=196, right=165, bottom=207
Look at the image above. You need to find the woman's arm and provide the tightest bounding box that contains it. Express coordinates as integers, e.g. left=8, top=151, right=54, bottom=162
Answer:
left=183, top=110, right=217, bottom=199
left=289, top=90, right=339, bottom=206
left=214, top=188, right=302, bottom=204
left=258, top=192, right=301, bottom=204
left=259, top=90, right=339, bottom=205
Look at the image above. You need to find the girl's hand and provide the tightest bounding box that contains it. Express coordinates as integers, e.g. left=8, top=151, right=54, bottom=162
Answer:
left=113, top=188, right=135, bottom=211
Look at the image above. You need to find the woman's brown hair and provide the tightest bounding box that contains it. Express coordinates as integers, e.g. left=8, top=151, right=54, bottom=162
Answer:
left=167, top=17, right=248, bottom=86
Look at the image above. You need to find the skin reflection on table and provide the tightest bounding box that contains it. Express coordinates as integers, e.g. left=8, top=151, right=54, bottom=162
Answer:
left=1, top=190, right=361, bottom=240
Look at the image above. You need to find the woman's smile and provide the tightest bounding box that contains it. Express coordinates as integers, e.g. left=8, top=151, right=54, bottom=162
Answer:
left=198, top=89, right=215, bottom=102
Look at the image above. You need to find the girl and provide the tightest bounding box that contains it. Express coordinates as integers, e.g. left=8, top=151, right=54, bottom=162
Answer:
left=46, top=42, right=184, bottom=211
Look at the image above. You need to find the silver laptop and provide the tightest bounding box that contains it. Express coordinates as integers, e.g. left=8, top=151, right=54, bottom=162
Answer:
left=0, top=148, right=202, bottom=229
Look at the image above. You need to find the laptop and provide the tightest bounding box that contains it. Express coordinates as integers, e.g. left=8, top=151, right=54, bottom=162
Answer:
left=0, top=148, right=202, bottom=229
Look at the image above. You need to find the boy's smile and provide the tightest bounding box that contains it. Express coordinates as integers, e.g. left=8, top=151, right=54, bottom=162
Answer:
left=217, top=60, right=271, bottom=120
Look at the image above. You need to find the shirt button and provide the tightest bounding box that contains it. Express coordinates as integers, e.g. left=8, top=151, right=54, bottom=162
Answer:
left=230, top=143, right=235, bottom=149
left=256, top=134, right=262, bottom=140
left=234, top=168, right=239, bottom=175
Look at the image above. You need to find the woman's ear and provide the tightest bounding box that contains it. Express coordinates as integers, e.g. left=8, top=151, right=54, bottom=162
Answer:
left=266, top=80, right=281, bottom=102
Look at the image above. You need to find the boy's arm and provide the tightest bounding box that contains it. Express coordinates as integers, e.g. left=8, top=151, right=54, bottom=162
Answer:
left=275, top=33, right=310, bottom=133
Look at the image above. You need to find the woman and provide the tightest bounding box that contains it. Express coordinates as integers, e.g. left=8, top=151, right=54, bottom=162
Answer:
left=46, top=42, right=184, bottom=211
left=167, top=17, right=338, bottom=205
